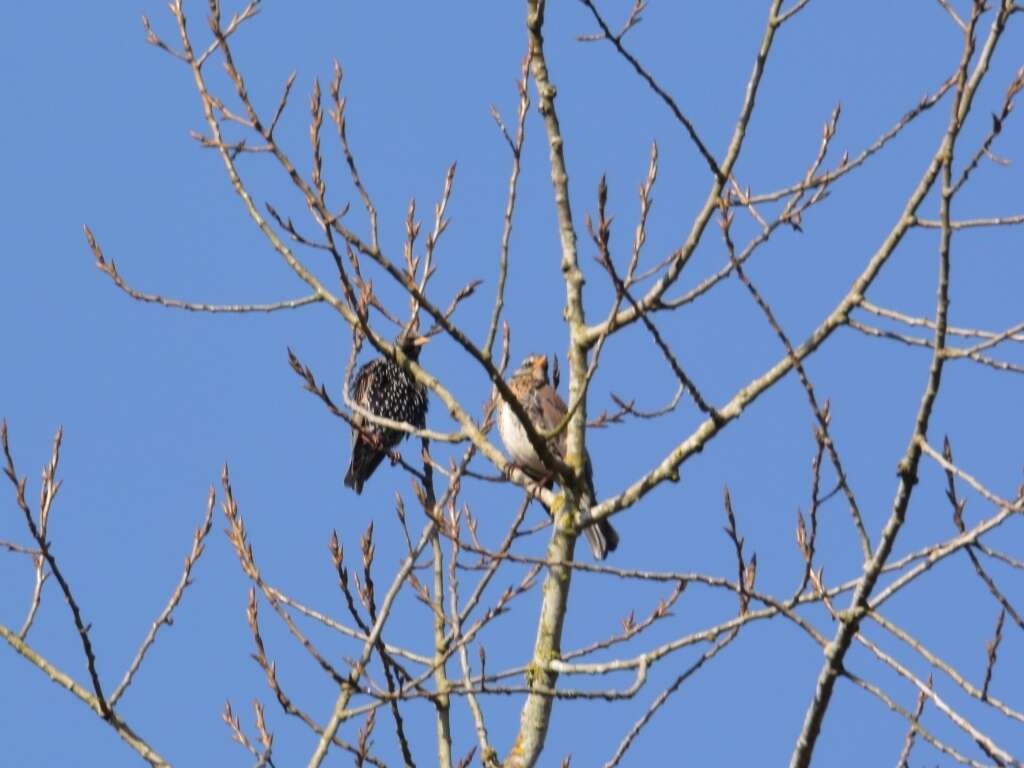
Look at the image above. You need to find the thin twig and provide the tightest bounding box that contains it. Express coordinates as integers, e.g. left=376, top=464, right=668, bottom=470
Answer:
left=110, top=488, right=215, bottom=705
left=2, top=423, right=110, bottom=717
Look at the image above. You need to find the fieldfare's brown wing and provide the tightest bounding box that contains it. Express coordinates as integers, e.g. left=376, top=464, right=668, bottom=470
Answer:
left=535, top=381, right=619, bottom=559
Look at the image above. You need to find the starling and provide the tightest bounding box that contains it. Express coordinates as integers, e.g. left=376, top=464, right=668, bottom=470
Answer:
left=497, top=354, right=619, bottom=560
left=344, top=333, right=430, bottom=494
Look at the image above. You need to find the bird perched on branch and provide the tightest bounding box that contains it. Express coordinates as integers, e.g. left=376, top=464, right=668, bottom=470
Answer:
left=498, top=353, right=619, bottom=560
left=344, top=332, right=430, bottom=494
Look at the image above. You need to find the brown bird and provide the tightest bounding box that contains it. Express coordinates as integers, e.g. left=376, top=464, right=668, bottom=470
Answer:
left=344, top=333, right=429, bottom=494
left=497, top=353, right=619, bottom=559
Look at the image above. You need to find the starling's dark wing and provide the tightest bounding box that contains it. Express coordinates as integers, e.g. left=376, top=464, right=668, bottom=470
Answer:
left=345, top=438, right=387, bottom=495
left=409, top=379, right=428, bottom=429
left=348, top=360, right=377, bottom=447
left=344, top=359, right=386, bottom=495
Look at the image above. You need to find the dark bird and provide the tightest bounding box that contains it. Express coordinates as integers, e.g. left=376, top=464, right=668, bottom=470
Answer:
left=344, top=333, right=430, bottom=494
left=497, top=353, right=619, bottom=560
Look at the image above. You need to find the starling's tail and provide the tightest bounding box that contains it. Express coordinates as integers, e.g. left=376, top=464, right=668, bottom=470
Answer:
left=344, top=442, right=386, bottom=495
left=580, top=456, right=619, bottom=561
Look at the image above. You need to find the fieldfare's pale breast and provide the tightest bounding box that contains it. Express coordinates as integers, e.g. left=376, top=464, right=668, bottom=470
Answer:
left=497, top=354, right=619, bottom=560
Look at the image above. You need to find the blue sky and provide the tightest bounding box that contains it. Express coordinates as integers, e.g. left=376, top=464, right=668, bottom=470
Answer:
left=2, top=1, right=1023, bottom=765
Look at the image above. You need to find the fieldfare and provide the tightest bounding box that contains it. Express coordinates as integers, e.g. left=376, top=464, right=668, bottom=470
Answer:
left=344, top=333, right=430, bottom=494
left=497, top=353, right=619, bottom=559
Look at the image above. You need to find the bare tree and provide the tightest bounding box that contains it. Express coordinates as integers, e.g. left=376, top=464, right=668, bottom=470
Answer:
left=4, top=0, right=1023, bottom=766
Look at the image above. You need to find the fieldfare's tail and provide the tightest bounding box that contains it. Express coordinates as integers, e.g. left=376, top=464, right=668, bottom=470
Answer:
left=582, top=514, right=619, bottom=561
left=580, top=456, right=619, bottom=560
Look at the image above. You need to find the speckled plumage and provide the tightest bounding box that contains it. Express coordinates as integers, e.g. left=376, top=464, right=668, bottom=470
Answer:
left=344, top=335, right=429, bottom=494
left=498, top=354, right=619, bottom=560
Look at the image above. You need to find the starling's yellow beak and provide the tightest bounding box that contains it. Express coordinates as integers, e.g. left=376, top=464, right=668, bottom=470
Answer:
left=411, top=335, right=431, bottom=347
